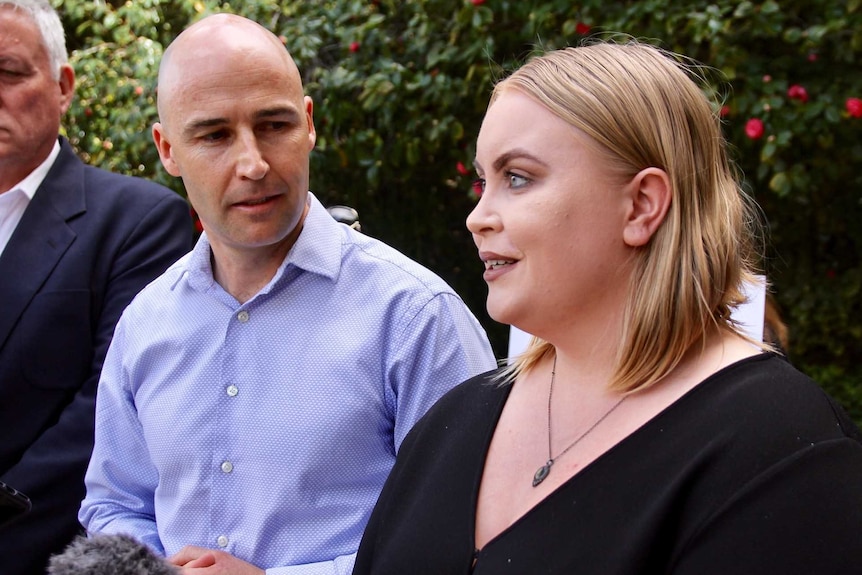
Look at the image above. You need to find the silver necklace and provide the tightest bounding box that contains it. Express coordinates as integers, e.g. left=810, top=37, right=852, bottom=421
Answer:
left=532, top=356, right=627, bottom=487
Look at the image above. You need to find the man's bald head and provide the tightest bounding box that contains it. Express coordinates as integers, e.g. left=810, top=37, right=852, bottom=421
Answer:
left=156, top=13, right=303, bottom=126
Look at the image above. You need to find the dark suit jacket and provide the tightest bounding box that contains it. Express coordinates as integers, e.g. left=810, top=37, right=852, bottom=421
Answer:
left=0, top=138, right=193, bottom=574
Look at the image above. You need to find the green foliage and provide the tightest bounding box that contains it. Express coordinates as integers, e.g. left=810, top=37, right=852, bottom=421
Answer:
left=59, top=0, right=199, bottom=185
left=58, top=0, right=862, bottom=420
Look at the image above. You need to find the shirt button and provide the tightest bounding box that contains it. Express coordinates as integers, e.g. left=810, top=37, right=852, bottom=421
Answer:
left=226, top=385, right=239, bottom=397
left=236, top=310, right=249, bottom=323
left=221, top=461, right=234, bottom=473
left=217, top=535, right=229, bottom=548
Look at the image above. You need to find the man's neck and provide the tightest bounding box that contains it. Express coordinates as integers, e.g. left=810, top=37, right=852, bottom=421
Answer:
left=210, top=240, right=294, bottom=305
left=0, top=139, right=58, bottom=194
left=0, top=162, right=39, bottom=195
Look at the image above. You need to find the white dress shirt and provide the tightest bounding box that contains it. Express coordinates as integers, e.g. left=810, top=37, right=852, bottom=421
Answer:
left=0, top=140, right=61, bottom=256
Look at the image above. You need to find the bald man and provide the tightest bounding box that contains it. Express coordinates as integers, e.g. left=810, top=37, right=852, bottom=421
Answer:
left=78, top=14, right=496, bottom=575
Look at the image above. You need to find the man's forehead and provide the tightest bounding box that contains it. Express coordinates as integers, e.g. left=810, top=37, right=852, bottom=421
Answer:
left=0, top=4, right=37, bottom=29
left=0, top=9, right=47, bottom=60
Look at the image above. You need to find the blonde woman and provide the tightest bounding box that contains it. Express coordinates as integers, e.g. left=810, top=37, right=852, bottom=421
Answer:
left=352, top=42, right=862, bottom=574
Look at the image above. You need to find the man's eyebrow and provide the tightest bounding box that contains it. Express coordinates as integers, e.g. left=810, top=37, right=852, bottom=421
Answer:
left=492, top=149, right=548, bottom=172
left=254, top=106, right=301, bottom=121
left=181, top=107, right=301, bottom=138
left=183, top=118, right=227, bottom=137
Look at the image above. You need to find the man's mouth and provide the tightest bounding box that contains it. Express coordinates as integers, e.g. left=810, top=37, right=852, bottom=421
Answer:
left=236, top=195, right=275, bottom=206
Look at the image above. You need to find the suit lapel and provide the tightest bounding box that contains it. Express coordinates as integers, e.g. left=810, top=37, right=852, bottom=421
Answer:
left=0, top=140, right=85, bottom=352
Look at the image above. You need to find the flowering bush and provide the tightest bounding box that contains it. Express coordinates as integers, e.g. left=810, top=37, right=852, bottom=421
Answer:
left=59, top=0, right=862, bottom=420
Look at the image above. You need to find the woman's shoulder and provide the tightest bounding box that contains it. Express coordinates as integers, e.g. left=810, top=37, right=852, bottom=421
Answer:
left=683, top=352, right=862, bottom=445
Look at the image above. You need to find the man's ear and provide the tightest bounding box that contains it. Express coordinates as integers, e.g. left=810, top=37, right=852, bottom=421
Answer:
left=622, top=167, right=671, bottom=247
left=57, top=64, right=75, bottom=114
left=304, top=95, right=316, bottom=151
left=152, top=123, right=181, bottom=177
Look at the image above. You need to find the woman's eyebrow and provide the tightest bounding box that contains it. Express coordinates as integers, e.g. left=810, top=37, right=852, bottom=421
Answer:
left=492, top=148, right=548, bottom=172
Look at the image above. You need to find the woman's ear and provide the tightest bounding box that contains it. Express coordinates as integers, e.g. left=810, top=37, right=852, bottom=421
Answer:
left=622, top=167, right=671, bottom=247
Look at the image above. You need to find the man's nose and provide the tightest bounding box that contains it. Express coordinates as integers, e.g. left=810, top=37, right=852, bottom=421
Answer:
left=235, top=135, right=269, bottom=180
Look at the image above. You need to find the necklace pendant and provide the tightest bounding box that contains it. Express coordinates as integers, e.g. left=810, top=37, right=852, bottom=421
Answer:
left=532, top=460, right=553, bottom=487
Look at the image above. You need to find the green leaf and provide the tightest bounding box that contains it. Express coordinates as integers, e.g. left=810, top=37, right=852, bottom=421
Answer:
left=769, top=171, right=792, bottom=196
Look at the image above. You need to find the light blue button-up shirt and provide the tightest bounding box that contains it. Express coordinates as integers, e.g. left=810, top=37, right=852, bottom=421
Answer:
left=80, top=193, right=496, bottom=575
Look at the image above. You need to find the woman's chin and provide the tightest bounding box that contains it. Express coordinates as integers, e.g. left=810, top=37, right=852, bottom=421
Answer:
left=486, top=297, right=522, bottom=327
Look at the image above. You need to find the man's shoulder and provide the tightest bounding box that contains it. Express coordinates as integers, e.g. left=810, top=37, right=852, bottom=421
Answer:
left=80, top=164, right=182, bottom=204
left=122, top=251, right=193, bottom=311
left=342, top=231, right=456, bottom=297
left=52, top=142, right=178, bottom=201
left=37, top=143, right=187, bottom=225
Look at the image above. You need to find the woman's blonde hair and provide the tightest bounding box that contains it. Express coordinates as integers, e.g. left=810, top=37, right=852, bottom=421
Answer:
left=498, top=40, right=763, bottom=393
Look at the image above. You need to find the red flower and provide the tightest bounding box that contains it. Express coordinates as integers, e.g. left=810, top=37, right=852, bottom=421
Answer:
left=787, top=84, right=808, bottom=103
left=349, top=41, right=360, bottom=53
left=189, top=208, right=204, bottom=234
left=471, top=0, right=485, bottom=5
left=575, top=22, right=591, bottom=35
left=134, top=85, right=144, bottom=96
left=762, top=74, right=772, bottom=83
left=719, top=105, right=731, bottom=118
left=807, top=53, right=818, bottom=62
left=456, top=161, right=470, bottom=176
left=745, top=118, right=765, bottom=140
left=846, top=97, right=862, bottom=119
left=471, top=179, right=484, bottom=197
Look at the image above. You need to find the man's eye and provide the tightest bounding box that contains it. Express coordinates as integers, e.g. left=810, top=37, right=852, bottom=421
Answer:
left=202, top=130, right=227, bottom=142
left=471, top=178, right=485, bottom=196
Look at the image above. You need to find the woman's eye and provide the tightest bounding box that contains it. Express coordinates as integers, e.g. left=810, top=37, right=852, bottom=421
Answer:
left=471, top=178, right=485, bottom=196
left=507, top=172, right=530, bottom=189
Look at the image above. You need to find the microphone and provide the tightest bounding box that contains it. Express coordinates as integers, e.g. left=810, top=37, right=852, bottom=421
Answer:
left=48, top=533, right=178, bottom=575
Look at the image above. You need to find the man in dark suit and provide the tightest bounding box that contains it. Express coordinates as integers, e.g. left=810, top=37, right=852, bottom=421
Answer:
left=0, top=1, right=193, bottom=573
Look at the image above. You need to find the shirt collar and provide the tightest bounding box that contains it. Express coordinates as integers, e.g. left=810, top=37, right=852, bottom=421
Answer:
left=9, top=140, right=61, bottom=199
left=179, top=192, right=343, bottom=296
left=284, top=192, right=343, bottom=280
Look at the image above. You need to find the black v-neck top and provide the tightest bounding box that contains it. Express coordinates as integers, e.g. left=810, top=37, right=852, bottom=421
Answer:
left=353, top=354, right=862, bottom=575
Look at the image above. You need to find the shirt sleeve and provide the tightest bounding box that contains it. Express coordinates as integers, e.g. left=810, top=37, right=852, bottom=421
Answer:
left=266, top=552, right=355, bottom=575
left=79, top=317, right=165, bottom=555
left=388, top=292, right=496, bottom=450
left=671, top=438, right=862, bottom=574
